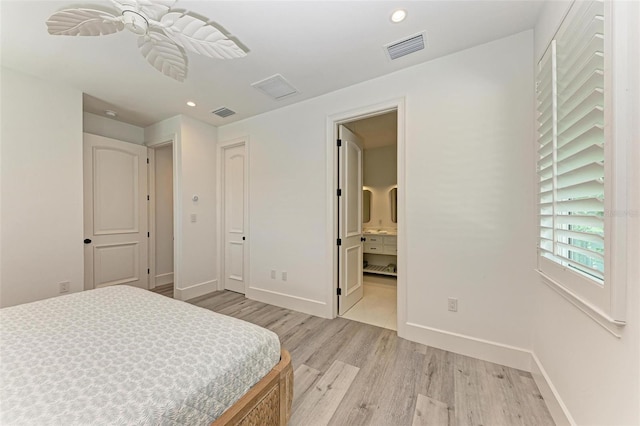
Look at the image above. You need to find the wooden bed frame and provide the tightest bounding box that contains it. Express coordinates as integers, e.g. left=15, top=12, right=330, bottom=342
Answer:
left=212, top=349, right=293, bottom=426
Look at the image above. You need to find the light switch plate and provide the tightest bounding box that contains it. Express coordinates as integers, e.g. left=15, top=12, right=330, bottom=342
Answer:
left=448, top=297, right=458, bottom=312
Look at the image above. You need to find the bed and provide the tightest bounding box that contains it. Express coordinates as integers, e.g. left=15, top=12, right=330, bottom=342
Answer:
left=0, top=286, right=293, bottom=425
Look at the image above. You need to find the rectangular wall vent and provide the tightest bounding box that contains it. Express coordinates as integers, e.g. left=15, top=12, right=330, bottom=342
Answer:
left=211, top=107, right=236, bottom=118
left=251, top=74, right=298, bottom=100
left=385, top=32, right=426, bottom=60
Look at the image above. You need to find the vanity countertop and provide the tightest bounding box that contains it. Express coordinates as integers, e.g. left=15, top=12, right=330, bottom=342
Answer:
left=363, top=229, right=397, bottom=236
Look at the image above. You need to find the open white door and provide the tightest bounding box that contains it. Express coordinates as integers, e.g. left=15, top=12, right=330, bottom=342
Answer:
left=338, top=125, right=364, bottom=315
left=83, top=133, right=149, bottom=290
left=222, top=142, right=248, bottom=294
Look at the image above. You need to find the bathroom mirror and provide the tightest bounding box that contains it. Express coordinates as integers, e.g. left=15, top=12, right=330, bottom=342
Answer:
left=363, top=189, right=372, bottom=223
left=390, top=187, right=397, bottom=223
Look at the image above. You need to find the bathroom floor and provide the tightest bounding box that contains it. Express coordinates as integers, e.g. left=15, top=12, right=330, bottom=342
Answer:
left=341, top=275, right=397, bottom=331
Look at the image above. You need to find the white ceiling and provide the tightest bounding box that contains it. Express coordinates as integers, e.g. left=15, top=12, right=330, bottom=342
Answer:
left=1, top=0, right=544, bottom=128
left=345, top=111, right=397, bottom=150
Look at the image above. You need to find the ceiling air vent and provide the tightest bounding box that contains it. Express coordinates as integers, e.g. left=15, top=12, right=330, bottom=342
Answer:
left=251, top=74, right=298, bottom=100
left=385, top=32, right=426, bottom=60
left=211, top=107, right=236, bottom=118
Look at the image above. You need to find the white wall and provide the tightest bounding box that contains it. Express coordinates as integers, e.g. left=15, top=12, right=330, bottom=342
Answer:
left=530, top=2, right=640, bottom=425
left=0, top=69, right=3, bottom=300
left=145, top=115, right=218, bottom=300
left=83, top=112, right=144, bottom=145
left=363, top=145, right=397, bottom=230
left=217, top=103, right=329, bottom=311
left=533, top=0, right=572, bottom=62
left=154, top=144, right=173, bottom=282
left=0, top=68, right=84, bottom=307
left=218, top=31, right=536, bottom=364
left=178, top=116, right=217, bottom=298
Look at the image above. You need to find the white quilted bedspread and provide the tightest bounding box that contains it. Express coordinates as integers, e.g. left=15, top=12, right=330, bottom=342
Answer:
left=0, top=286, right=280, bottom=425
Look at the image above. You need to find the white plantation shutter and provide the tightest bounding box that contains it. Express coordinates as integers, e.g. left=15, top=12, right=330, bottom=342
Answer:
left=536, top=0, right=605, bottom=282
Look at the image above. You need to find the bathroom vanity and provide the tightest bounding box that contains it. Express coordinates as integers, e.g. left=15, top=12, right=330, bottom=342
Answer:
left=362, top=230, right=397, bottom=276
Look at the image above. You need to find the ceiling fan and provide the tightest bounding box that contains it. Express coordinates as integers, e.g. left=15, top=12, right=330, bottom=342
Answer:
left=46, top=0, right=247, bottom=82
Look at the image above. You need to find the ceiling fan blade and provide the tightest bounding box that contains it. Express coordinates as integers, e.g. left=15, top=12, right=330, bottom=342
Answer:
left=46, top=9, right=124, bottom=36
left=138, top=32, right=187, bottom=82
left=160, top=12, right=246, bottom=60
left=111, top=0, right=176, bottom=21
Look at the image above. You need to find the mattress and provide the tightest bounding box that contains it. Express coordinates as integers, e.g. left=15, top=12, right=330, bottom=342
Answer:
left=0, top=286, right=281, bottom=425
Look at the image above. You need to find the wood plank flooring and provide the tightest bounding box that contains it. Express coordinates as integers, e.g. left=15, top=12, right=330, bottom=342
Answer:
left=183, top=290, right=555, bottom=426
left=290, top=360, right=360, bottom=425
left=150, top=283, right=173, bottom=298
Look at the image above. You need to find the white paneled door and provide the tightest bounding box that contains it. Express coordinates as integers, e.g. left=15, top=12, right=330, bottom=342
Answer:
left=83, top=134, right=149, bottom=290
left=338, top=125, right=364, bottom=315
left=222, top=142, right=248, bottom=294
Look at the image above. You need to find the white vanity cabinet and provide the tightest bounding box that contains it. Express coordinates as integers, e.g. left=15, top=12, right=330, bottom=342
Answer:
left=364, top=235, right=396, bottom=255
left=363, top=234, right=397, bottom=276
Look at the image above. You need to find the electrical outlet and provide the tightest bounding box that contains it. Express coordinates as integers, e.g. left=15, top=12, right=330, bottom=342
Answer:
left=59, top=281, right=70, bottom=294
left=448, top=297, right=458, bottom=312
left=282, top=271, right=287, bottom=281
left=270, top=270, right=276, bottom=279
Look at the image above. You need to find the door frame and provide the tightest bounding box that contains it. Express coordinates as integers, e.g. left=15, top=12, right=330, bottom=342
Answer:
left=326, top=98, right=406, bottom=334
left=147, top=141, right=174, bottom=290
left=217, top=137, right=250, bottom=293
left=146, top=134, right=179, bottom=297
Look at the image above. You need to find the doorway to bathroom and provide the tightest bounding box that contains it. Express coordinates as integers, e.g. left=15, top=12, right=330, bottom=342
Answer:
left=336, top=110, right=398, bottom=331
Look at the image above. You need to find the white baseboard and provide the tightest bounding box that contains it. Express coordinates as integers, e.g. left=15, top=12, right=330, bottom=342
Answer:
left=175, top=279, right=218, bottom=301
left=402, top=321, right=532, bottom=371
left=155, top=272, right=173, bottom=287
left=530, top=352, right=574, bottom=426
left=247, top=286, right=329, bottom=318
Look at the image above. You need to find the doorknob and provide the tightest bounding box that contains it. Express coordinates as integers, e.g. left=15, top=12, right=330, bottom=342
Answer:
left=361, top=237, right=366, bottom=242
left=84, top=239, right=92, bottom=244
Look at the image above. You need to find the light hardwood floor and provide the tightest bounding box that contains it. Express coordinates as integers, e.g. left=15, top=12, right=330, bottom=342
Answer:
left=181, top=290, right=554, bottom=426
left=150, top=283, right=174, bottom=298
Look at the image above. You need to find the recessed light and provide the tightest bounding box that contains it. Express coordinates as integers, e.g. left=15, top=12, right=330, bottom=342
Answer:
left=105, top=110, right=117, bottom=117
left=391, top=9, right=407, bottom=23
left=186, top=101, right=196, bottom=107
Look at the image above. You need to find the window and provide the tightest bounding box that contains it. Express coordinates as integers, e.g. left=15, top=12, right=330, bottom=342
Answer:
left=536, top=0, right=628, bottom=328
